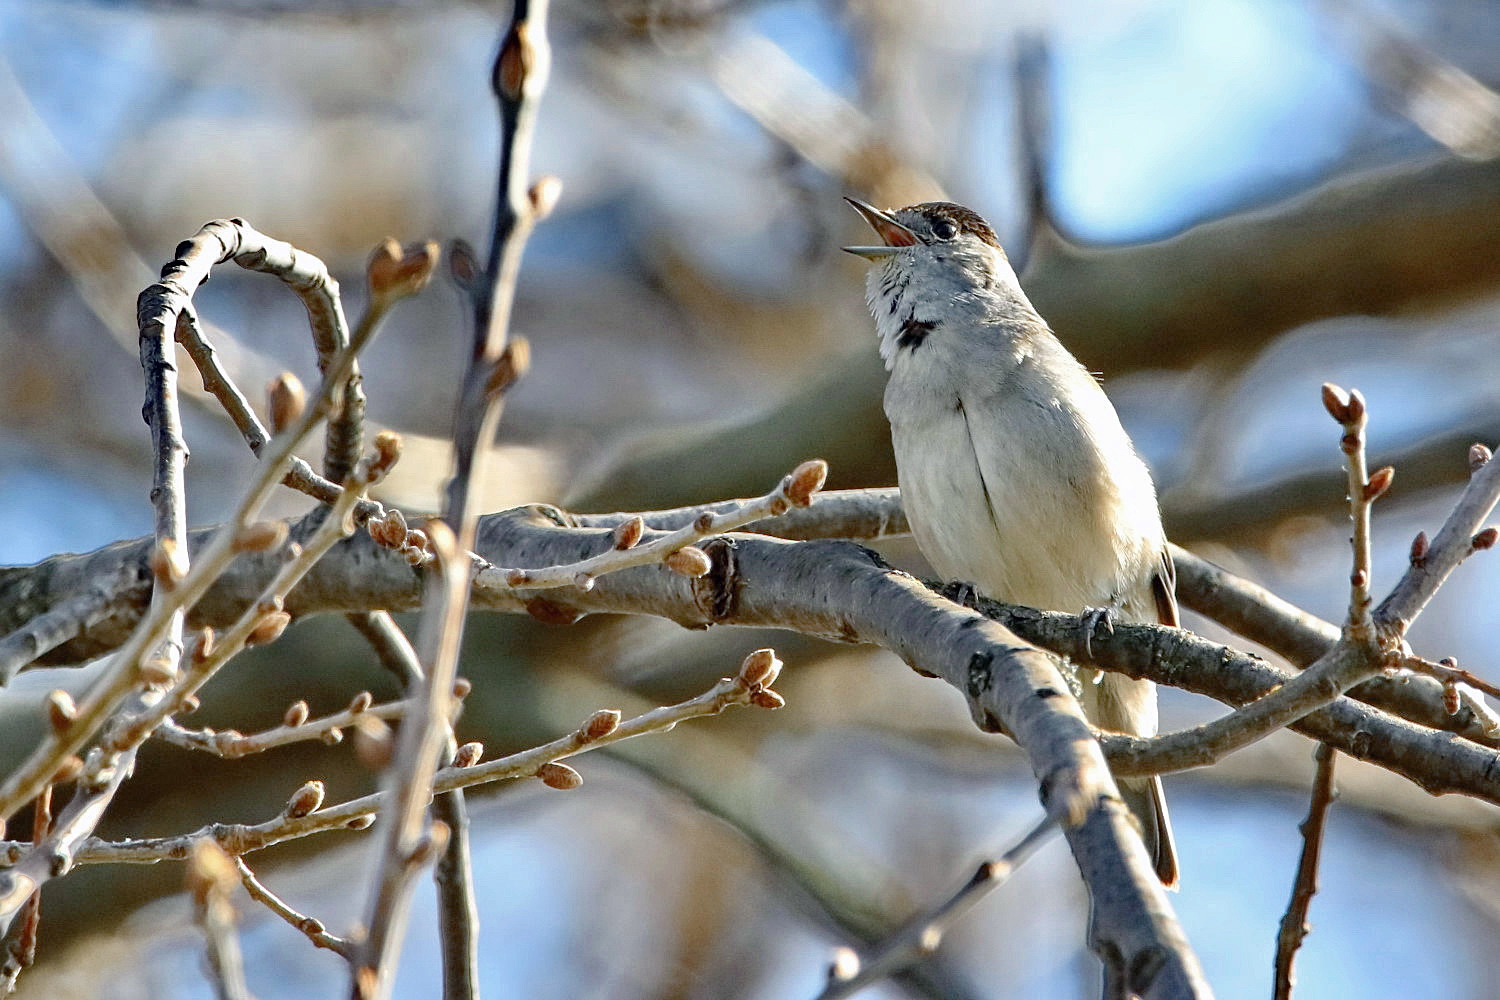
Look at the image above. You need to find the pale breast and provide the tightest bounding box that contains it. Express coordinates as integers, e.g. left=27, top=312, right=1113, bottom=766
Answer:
left=887, top=352, right=1164, bottom=622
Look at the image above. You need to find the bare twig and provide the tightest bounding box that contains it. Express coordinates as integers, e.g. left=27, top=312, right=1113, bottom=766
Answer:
left=1376, top=442, right=1500, bottom=629
left=11, top=656, right=786, bottom=868
left=344, top=611, right=480, bottom=1000
left=1322, top=383, right=1381, bottom=633
left=474, top=460, right=827, bottom=592
left=155, top=694, right=410, bottom=759
left=0, top=480, right=365, bottom=935
left=235, top=857, right=353, bottom=960
left=1078, top=385, right=1401, bottom=777
left=172, top=242, right=438, bottom=536
left=0, top=785, right=49, bottom=997
left=352, top=4, right=554, bottom=997
left=189, top=840, right=256, bottom=1000
left=815, top=816, right=1057, bottom=1000
left=0, top=225, right=390, bottom=825
left=1273, top=743, right=1339, bottom=999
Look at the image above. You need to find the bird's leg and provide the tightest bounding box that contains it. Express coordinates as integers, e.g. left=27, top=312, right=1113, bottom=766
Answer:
left=1079, top=604, right=1119, bottom=661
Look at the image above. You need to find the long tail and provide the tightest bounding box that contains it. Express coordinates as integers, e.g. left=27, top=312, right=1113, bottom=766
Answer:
left=1119, top=774, right=1178, bottom=889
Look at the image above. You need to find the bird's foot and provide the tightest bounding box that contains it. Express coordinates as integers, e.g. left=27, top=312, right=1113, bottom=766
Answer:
left=942, top=580, right=984, bottom=611
left=1080, top=605, right=1117, bottom=660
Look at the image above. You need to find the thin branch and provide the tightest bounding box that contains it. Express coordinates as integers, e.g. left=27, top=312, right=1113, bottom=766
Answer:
left=0, top=785, right=49, bottom=997
left=1376, top=442, right=1500, bottom=629
left=172, top=243, right=437, bottom=535
left=474, top=460, right=827, bottom=592
left=8, top=491, right=1497, bottom=793
left=155, top=694, right=410, bottom=759
left=1047, top=385, right=1399, bottom=778
left=1273, top=744, right=1339, bottom=999
left=0, top=481, right=365, bottom=936
left=352, top=4, right=554, bottom=997
left=345, top=611, right=480, bottom=1000
left=189, top=840, right=257, bottom=1000
left=15, top=656, right=787, bottom=867
left=235, top=857, right=353, bottom=960
left=1323, top=383, right=1380, bottom=633
left=815, top=816, right=1057, bottom=1000
left=0, top=224, right=393, bottom=824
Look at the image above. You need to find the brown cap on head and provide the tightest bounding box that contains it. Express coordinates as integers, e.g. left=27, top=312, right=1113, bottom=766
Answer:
left=901, top=201, right=1001, bottom=249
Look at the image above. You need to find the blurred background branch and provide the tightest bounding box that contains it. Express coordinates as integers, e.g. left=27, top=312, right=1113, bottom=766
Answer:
left=7, top=0, right=1500, bottom=997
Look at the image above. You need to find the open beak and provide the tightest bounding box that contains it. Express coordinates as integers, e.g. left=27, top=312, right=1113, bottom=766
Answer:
left=842, top=197, right=917, bottom=259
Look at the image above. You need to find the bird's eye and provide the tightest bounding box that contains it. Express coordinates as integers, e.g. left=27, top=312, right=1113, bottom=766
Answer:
left=930, top=218, right=958, bottom=240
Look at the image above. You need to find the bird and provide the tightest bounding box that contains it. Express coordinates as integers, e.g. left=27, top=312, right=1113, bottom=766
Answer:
left=842, top=197, right=1178, bottom=887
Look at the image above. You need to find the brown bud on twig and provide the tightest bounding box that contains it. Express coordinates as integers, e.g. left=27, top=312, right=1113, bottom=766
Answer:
left=1344, top=387, right=1367, bottom=425
left=453, top=742, right=484, bottom=767
left=1363, top=466, right=1395, bottom=502
left=234, top=520, right=287, bottom=553
left=750, top=689, right=786, bottom=709
left=284, top=780, right=326, bottom=819
left=367, top=431, right=403, bottom=482
left=150, top=538, right=188, bottom=588
left=1410, top=531, right=1429, bottom=567
left=348, top=691, right=374, bottom=715
left=495, top=21, right=535, bottom=100
left=320, top=728, right=345, bottom=746
left=529, top=175, right=563, bottom=220
left=1473, top=527, right=1499, bottom=551
left=283, top=701, right=310, bottom=728
left=267, top=373, right=307, bottom=434
left=664, top=546, right=712, bottom=578
left=1320, top=383, right=1351, bottom=423
left=578, top=709, right=621, bottom=742
left=485, top=337, right=531, bottom=397
left=353, top=715, right=394, bottom=771
left=572, top=572, right=595, bottom=592
left=246, top=610, right=292, bottom=648
left=537, top=761, right=582, bottom=790
left=738, top=648, right=783, bottom=689
left=45, top=690, right=77, bottom=733
left=370, top=507, right=408, bottom=548
left=785, top=460, right=829, bottom=507
left=367, top=239, right=440, bottom=303
left=345, top=814, right=375, bottom=830
left=613, top=517, right=644, bottom=551
left=181, top=694, right=201, bottom=714
left=1470, top=443, right=1493, bottom=472
left=453, top=677, right=473, bottom=700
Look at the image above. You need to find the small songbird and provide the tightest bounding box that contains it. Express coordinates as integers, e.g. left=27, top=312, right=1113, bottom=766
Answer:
left=843, top=197, right=1178, bottom=886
